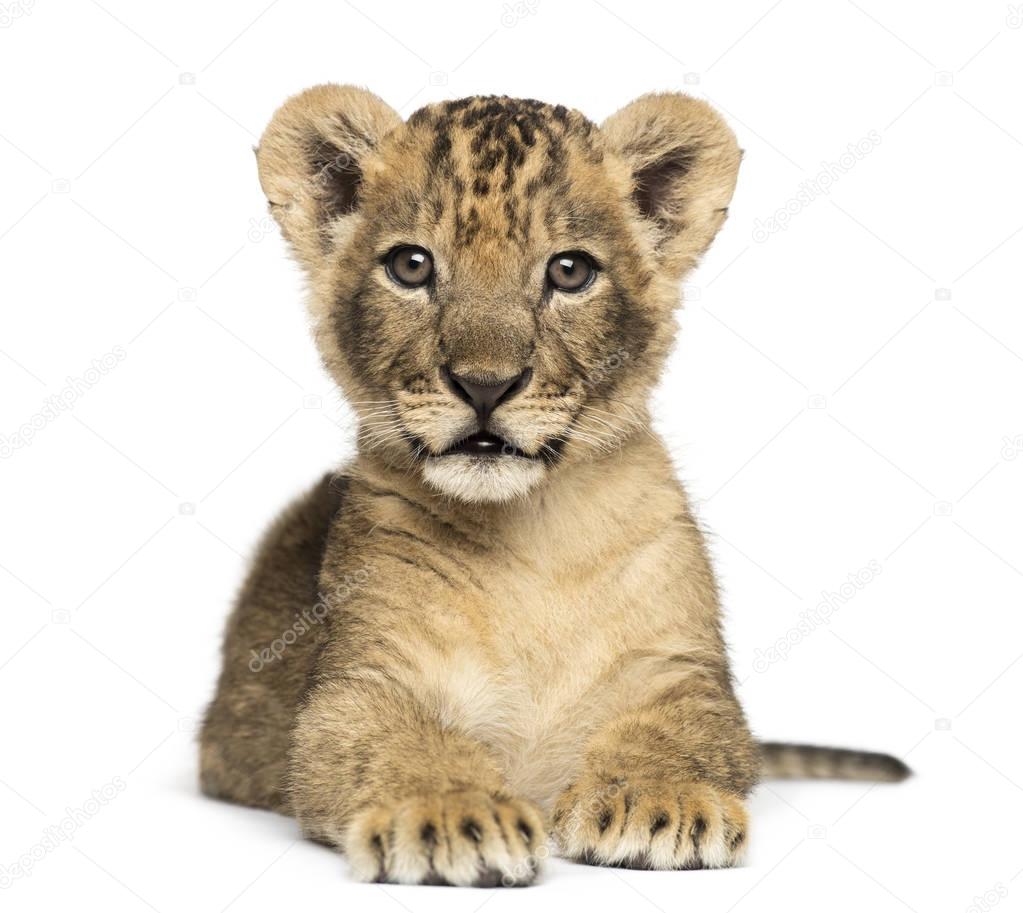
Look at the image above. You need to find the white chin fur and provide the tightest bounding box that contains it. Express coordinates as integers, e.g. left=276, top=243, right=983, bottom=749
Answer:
left=422, top=454, right=546, bottom=503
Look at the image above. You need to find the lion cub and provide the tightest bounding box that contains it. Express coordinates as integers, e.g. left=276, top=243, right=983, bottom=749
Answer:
left=200, top=86, right=907, bottom=886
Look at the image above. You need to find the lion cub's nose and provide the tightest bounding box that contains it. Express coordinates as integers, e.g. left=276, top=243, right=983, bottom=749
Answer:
left=442, top=366, right=532, bottom=424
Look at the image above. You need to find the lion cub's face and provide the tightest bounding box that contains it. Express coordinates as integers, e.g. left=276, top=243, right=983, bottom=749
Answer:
left=258, top=87, right=740, bottom=503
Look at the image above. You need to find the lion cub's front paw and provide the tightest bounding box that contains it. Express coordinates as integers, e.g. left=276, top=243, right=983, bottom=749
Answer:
left=345, top=790, right=548, bottom=886
left=553, top=773, right=748, bottom=870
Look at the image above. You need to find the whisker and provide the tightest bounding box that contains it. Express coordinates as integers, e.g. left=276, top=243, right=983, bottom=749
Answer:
left=577, top=413, right=628, bottom=436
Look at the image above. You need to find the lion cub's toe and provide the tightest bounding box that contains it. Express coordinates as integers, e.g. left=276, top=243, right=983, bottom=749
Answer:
left=345, top=790, right=548, bottom=886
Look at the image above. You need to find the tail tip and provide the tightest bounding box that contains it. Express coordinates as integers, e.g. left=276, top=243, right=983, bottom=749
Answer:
left=879, top=754, right=912, bottom=782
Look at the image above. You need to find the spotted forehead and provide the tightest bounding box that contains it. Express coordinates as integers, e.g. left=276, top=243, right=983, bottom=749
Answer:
left=396, top=96, right=607, bottom=247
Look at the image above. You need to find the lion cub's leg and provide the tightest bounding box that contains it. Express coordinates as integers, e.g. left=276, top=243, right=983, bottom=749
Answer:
left=288, top=675, right=547, bottom=886
left=553, top=664, right=759, bottom=869
left=200, top=474, right=343, bottom=811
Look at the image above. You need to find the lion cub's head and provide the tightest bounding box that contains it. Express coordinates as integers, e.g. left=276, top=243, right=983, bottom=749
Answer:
left=257, top=86, right=739, bottom=503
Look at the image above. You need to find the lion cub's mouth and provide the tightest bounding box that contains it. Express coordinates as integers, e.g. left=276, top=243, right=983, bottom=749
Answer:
left=440, top=431, right=532, bottom=459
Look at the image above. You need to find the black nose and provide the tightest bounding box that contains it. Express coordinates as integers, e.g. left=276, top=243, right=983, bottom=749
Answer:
left=442, top=366, right=532, bottom=423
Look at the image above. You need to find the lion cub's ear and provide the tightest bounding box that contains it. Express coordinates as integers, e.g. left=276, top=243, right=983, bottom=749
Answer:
left=601, top=93, right=741, bottom=277
left=256, top=84, right=402, bottom=271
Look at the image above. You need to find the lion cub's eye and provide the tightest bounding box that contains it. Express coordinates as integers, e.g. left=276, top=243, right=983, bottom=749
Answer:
left=546, top=251, right=596, bottom=292
left=386, top=246, right=434, bottom=288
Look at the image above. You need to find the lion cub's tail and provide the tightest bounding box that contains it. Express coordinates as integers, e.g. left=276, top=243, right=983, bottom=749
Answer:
left=760, top=742, right=911, bottom=782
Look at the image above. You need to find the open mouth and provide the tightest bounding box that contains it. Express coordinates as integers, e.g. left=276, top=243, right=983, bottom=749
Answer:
left=441, top=431, right=530, bottom=458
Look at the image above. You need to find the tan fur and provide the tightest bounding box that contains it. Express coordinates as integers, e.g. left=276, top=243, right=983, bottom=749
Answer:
left=201, top=86, right=907, bottom=887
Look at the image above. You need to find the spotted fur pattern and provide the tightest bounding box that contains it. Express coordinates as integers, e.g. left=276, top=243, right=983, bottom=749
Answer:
left=200, top=86, right=908, bottom=887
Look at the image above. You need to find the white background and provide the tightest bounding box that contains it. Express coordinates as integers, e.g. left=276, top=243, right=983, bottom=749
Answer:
left=2, top=1, right=1022, bottom=911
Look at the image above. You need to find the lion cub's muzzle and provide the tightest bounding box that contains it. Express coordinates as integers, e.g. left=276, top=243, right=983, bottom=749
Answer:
left=436, top=366, right=537, bottom=458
